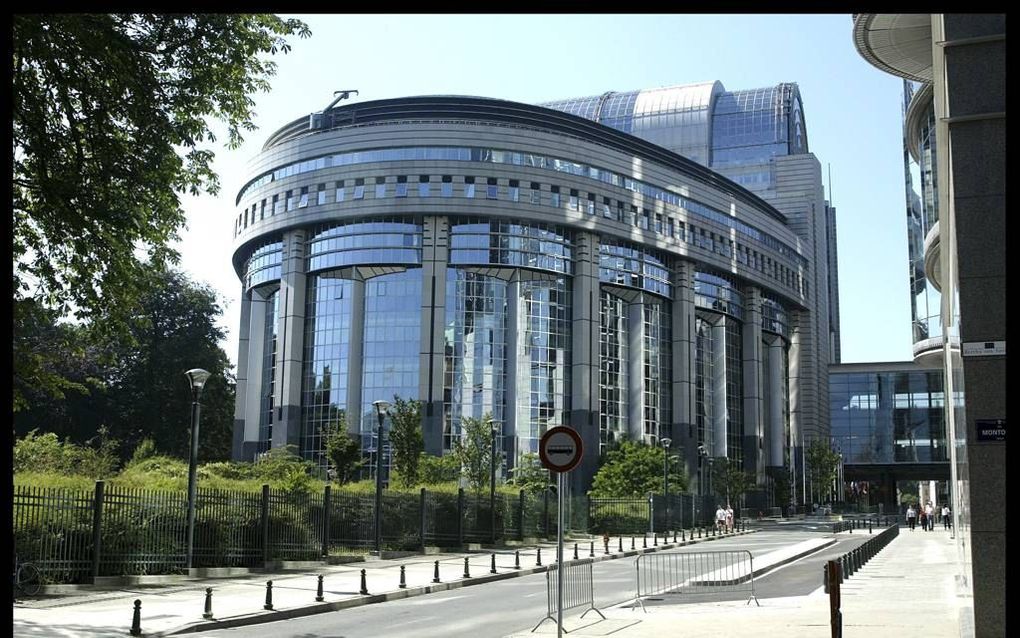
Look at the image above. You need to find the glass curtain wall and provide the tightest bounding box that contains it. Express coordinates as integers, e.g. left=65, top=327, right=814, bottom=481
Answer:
left=258, top=289, right=280, bottom=454
left=599, top=289, right=629, bottom=451
left=725, top=318, right=744, bottom=467
left=643, top=300, right=671, bottom=441
left=300, top=275, right=353, bottom=466
left=443, top=270, right=508, bottom=452
left=695, top=314, right=715, bottom=455
left=512, top=278, right=572, bottom=456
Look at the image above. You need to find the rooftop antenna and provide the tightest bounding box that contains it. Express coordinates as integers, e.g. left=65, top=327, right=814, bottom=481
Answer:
left=325, top=89, right=359, bottom=112
left=310, top=90, right=360, bottom=130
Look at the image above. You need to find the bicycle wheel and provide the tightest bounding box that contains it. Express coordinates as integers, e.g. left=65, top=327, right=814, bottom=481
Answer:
left=17, top=563, right=42, bottom=596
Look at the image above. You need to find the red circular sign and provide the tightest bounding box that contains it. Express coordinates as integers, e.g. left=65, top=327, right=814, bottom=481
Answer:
left=539, top=426, right=584, bottom=473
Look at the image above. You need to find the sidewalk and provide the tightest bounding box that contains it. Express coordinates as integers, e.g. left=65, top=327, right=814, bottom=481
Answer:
left=512, top=525, right=965, bottom=638
left=12, top=528, right=752, bottom=637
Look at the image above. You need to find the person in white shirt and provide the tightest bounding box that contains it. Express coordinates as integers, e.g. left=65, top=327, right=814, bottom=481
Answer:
left=715, top=505, right=726, bottom=531
left=725, top=505, right=734, bottom=532
left=906, top=505, right=917, bottom=531
left=941, top=505, right=951, bottom=530
left=924, top=503, right=935, bottom=531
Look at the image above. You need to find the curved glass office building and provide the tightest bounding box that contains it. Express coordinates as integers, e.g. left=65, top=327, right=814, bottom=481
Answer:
left=230, top=95, right=822, bottom=498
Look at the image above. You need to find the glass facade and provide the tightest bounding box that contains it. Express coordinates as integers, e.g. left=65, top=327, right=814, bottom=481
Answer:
left=450, top=218, right=572, bottom=275
left=725, top=319, right=743, bottom=467
left=598, top=238, right=671, bottom=297
left=694, top=314, right=715, bottom=453
left=694, top=270, right=745, bottom=320
left=511, top=278, right=572, bottom=455
left=258, top=289, right=280, bottom=454
left=642, top=300, right=671, bottom=440
left=829, top=369, right=953, bottom=464
left=244, top=241, right=283, bottom=291
left=300, top=275, right=353, bottom=465
left=443, top=270, right=507, bottom=452
left=307, top=219, right=422, bottom=272
left=598, top=289, right=629, bottom=451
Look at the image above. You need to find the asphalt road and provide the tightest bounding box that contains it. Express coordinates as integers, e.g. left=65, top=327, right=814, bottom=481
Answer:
left=201, top=527, right=873, bottom=638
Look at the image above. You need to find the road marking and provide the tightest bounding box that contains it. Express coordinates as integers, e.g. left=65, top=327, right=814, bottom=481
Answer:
left=408, top=595, right=467, bottom=605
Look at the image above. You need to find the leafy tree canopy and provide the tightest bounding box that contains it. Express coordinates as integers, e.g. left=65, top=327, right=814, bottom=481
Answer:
left=12, top=14, right=310, bottom=406
left=453, top=413, right=496, bottom=493
left=590, top=440, right=687, bottom=498
left=387, top=396, right=423, bottom=488
left=322, top=411, right=364, bottom=485
left=509, top=452, right=552, bottom=494
left=709, top=456, right=754, bottom=507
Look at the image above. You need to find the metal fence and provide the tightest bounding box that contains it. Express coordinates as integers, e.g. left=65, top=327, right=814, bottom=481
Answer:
left=635, top=550, right=759, bottom=610
left=533, top=558, right=606, bottom=631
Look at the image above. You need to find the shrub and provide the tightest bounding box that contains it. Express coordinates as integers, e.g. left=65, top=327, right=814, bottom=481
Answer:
left=13, top=429, right=77, bottom=474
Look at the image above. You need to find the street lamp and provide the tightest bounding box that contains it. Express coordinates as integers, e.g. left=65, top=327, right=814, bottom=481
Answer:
left=373, top=399, right=390, bottom=555
left=660, top=438, right=672, bottom=532
left=184, top=368, right=211, bottom=571
left=490, top=421, right=500, bottom=545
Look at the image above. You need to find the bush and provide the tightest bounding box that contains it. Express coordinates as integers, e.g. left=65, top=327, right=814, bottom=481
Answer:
left=128, top=437, right=158, bottom=466
left=419, top=453, right=460, bottom=484
left=13, top=429, right=78, bottom=474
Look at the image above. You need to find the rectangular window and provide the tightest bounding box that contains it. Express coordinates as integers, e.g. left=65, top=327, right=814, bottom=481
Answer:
left=243, top=209, right=249, bottom=228
left=531, top=182, right=541, bottom=205
left=286, top=190, right=296, bottom=211
left=617, top=201, right=625, bottom=223
left=550, top=186, right=560, bottom=208
left=273, top=194, right=283, bottom=215
left=569, top=188, right=579, bottom=211
left=629, top=204, right=638, bottom=226
left=587, top=193, right=596, bottom=215
left=654, top=213, right=663, bottom=234
left=260, top=200, right=266, bottom=220
left=317, top=184, right=327, bottom=206
left=509, top=179, right=519, bottom=202
left=353, top=178, right=365, bottom=200
left=602, top=196, right=612, bottom=218
left=336, top=180, right=346, bottom=203
left=640, top=209, right=650, bottom=230
left=419, top=175, right=430, bottom=197
left=298, top=186, right=309, bottom=208
left=465, top=176, right=475, bottom=198
left=376, top=177, right=388, bottom=199
left=666, top=217, right=675, bottom=239
left=486, top=177, right=498, bottom=200
left=395, top=175, right=407, bottom=198
left=441, top=175, right=453, bottom=198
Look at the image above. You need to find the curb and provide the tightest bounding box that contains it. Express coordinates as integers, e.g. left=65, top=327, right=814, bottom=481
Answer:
left=157, top=530, right=756, bottom=636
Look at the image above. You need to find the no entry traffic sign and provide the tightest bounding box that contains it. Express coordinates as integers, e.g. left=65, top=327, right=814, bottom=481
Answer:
left=539, top=426, right=583, bottom=473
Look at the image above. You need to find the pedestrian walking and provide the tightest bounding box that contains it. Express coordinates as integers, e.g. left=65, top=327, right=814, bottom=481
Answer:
left=924, top=502, right=935, bottom=531
left=918, top=507, right=927, bottom=531
left=715, top=505, right=726, bottom=532
left=906, top=504, right=917, bottom=531
left=942, top=505, right=951, bottom=530
left=725, top=504, right=734, bottom=532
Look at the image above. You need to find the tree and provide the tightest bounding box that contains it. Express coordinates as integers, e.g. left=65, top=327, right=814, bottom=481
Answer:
left=590, top=440, right=688, bottom=498
left=387, top=396, right=423, bottom=488
left=453, top=413, right=494, bottom=493
left=14, top=268, right=236, bottom=461
left=322, top=411, right=363, bottom=485
left=805, top=439, right=841, bottom=503
left=709, top=457, right=754, bottom=507
left=419, top=453, right=461, bottom=485
left=12, top=14, right=310, bottom=407
left=509, top=452, right=552, bottom=494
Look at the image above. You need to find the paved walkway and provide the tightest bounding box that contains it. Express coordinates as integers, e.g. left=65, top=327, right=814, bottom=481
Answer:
left=512, top=525, right=965, bottom=638
left=14, top=526, right=964, bottom=637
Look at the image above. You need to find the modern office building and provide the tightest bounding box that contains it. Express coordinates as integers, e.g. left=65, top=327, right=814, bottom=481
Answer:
left=542, top=82, right=840, bottom=502
left=828, top=361, right=954, bottom=512
left=229, top=94, right=823, bottom=502
left=853, top=13, right=1005, bottom=637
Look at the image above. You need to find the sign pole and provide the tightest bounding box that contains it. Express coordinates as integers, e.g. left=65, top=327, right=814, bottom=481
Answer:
left=557, top=470, right=564, bottom=638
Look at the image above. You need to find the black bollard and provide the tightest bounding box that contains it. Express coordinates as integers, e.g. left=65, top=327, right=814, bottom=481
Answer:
left=399, top=565, right=407, bottom=589
left=631, top=536, right=636, bottom=550
left=130, top=599, right=142, bottom=636
left=653, top=532, right=658, bottom=546
left=433, top=560, right=441, bottom=583
left=360, top=569, right=368, bottom=595
left=315, top=574, right=324, bottom=602
left=203, top=587, right=214, bottom=619
left=463, top=557, right=471, bottom=578
left=573, top=543, right=578, bottom=560
left=490, top=553, right=497, bottom=574
left=618, top=537, right=623, bottom=552
left=642, top=535, right=647, bottom=548
left=681, top=528, right=686, bottom=542
left=673, top=530, right=677, bottom=543
left=823, top=563, right=830, bottom=594
left=589, top=541, right=594, bottom=557
left=869, top=520, right=873, bottom=534
left=514, top=550, right=521, bottom=570
left=264, top=580, right=274, bottom=610
left=536, top=548, right=542, bottom=566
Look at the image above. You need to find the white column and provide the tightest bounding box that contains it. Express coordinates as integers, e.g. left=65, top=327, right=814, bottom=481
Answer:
left=272, top=229, right=308, bottom=450
left=346, top=274, right=366, bottom=437
left=711, top=316, right=728, bottom=458
left=627, top=296, right=646, bottom=443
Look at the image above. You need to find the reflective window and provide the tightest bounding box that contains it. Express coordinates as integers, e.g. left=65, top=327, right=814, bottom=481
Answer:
left=530, top=182, right=541, bottom=205
left=725, top=318, right=743, bottom=467
left=450, top=218, right=573, bottom=275
left=464, top=177, right=475, bottom=198
left=598, top=238, right=671, bottom=297
left=418, top=175, right=430, bottom=197
left=486, top=177, right=498, bottom=200
left=599, top=289, right=629, bottom=453
left=317, top=184, right=327, bottom=206
left=694, top=270, right=744, bottom=320
left=761, top=293, right=789, bottom=337
left=244, top=240, right=283, bottom=290
left=376, top=177, right=388, bottom=199
left=336, top=181, right=345, bottom=203
left=441, top=175, right=453, bottom=198
left=643, top=300, right=671, bottom=441
left=550, top=186, right=560, bottom=208
left=307, top=218, right=422, bottom=272
left=353, top=179, right=365, bottom=200
left=509, top=179, right=519, bottom=203
left=258, top=290, right=280, bottom=454
left=569, top=189, right=579, bottom=211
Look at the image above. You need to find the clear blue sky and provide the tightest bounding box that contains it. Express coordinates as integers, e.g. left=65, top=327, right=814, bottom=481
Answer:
left=178, top=13, right=913, bottom=368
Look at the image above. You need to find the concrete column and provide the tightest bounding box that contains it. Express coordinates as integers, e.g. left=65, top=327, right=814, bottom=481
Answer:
left=569, top=231, right=600, bottom=495
left=711, top=316, right=727, bottom=459
left=232, top=287, right=252, bottom=460
left=627, top=296, right=646, bottom=443
left=787, top=309, right=805, bottom=505
left=419, top=216, right=449, bottom=456
left=272, top=229, right=308, bottom=452
left=741, top=286, right=764, bottom=481
left=671, top=260, right=697, bottom=490
left=346, top=274, right=366, bottom=437
left=243, top=290, right=268, bottom=459
left=505, top=278, right=521, bottom=444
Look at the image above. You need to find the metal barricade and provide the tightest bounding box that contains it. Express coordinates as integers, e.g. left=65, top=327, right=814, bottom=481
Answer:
left=532, top=558, right=606, bottom=632
left=635, top=550, right=759, bottom=610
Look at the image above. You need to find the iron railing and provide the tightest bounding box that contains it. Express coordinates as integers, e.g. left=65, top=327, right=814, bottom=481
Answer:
left=635, top=550, right=759, bottom=610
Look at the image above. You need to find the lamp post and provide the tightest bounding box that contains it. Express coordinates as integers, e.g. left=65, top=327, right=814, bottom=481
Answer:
left=660, top=438, right=672, bottom=532
left=490, top=421, right=499, bottom=545
left=373, top=400, right=390, bottom=555
left=184, top=368, right=211, bottom=571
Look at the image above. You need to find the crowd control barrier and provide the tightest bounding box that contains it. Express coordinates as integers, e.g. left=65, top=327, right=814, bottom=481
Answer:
left=532, top=558, right=605, bottom=631
left=634, top=550, right=759, bottom=610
